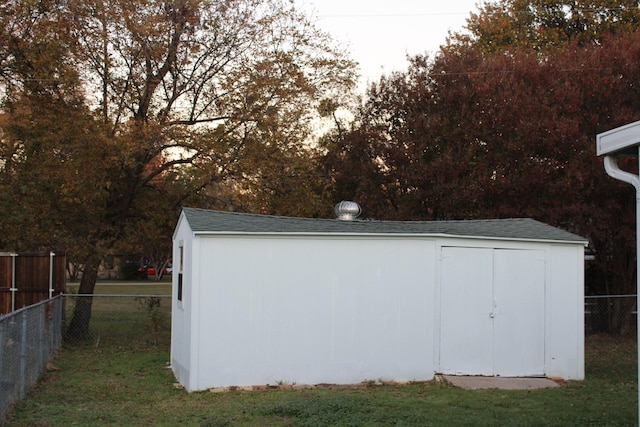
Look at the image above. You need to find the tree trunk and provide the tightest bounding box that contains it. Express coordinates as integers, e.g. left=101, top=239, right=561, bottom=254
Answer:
left=66, top=256, right=101, bottom=341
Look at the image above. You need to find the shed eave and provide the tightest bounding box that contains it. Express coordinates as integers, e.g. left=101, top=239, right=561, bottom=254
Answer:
left=190, top=230, right=588, bottom=245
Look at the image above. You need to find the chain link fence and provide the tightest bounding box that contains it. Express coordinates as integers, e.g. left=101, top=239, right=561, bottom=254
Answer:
left=0, top=296, right=63, bottom=423
left=62, top=294, right=636, bottom=348
left=61, top=294, right=636, bottom=344
left=63, top=294, right=172, bottom=349
left=585, top=295, right=637, bottom=338
left=1, top=293, right=170, bottom=423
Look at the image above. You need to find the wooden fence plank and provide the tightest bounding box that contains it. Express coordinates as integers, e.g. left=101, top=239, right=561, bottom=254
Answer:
left=0, top=253, right=66, bottom=314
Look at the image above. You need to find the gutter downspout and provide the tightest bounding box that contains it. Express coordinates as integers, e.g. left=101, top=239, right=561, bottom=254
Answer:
left=604, top=152, right=640, bottom=426
left=604, top=155, right=640, bottom=191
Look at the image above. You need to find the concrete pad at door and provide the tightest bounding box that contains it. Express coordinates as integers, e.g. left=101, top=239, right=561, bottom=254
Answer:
left=442, top=375, right=560, bottom=390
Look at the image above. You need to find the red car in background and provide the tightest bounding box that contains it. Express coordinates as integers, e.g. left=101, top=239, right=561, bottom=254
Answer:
left=138, top=264, right=172, bottom=276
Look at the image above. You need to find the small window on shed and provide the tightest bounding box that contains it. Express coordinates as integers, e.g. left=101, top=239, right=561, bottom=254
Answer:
left=177, top=244, right=184, bottom=302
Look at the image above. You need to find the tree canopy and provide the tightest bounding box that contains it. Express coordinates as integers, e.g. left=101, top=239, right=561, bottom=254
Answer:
left=452, top=0, right=640, bottom=52
left=321, top=4, right=640, bottom=333
left=0, top=0, right=356, bottom=337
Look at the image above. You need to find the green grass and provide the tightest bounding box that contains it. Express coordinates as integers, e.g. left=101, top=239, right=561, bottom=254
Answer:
left=4, top=287, right=638, bottom=426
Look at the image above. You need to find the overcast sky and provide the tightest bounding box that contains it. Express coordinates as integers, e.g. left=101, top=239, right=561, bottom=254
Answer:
left=296, top=0, right=483, bottom=88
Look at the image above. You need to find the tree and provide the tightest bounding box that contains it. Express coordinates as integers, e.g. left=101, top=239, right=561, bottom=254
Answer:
left=321, top=31, right=640, bottom=333
left=445, top=0, right=640, bottom=333
left=0, top=0, right=356, bottom=339
left=321, top=53, right=490, bottom=221
left=452, top=0, right=640, bottom=52
left=0, top=0, right=109, bottom=253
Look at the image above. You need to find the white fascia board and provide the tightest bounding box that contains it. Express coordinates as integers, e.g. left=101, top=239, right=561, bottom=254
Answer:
left=192, top=231, right=588, bottom=246
left=172, top=211, right=188, bottom=240
left=596, top=120, right=640, bottom=156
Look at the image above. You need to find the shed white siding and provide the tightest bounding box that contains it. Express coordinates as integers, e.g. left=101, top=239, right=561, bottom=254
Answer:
left=545, top=244, right=585, bottom=379
left=170, top=218, right=193, bottom=388
left=171, top=209, right=586, bottom=391
left=176, top=235, right=436, bottom=390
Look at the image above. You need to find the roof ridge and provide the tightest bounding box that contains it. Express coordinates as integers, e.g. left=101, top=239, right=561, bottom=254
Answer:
left=184, top=207, right=537, bottom=224
left=180, top=208, right=586, bottom=243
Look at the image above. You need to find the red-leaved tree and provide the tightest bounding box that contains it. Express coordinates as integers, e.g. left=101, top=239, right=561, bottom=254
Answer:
left=321, top=31, right=640, bottom=333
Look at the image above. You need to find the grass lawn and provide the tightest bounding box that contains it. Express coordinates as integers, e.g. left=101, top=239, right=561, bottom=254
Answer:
left=3, top=285, right=638, bottom=426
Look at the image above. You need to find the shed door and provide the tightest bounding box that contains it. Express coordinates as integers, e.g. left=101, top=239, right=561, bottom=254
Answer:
left=439, top=247, right=494, bottom=376
left=493, top=249, right=545, bottom=376
left=439, top=247, right=545, bottom=377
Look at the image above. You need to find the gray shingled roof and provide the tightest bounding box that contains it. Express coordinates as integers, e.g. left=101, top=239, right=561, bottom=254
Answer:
left=182, top=207, right=587, bottom=244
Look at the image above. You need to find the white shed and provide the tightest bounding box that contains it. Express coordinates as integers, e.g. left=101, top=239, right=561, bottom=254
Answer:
left=171, top=207, right=587, bottom=392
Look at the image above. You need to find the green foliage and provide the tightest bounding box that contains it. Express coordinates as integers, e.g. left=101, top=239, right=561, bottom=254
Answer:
left=135, top=296, right=165, bottom=345
left=452, top=0, right=640, bottom=52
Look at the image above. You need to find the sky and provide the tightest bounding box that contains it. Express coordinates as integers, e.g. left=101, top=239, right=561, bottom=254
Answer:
left=296, top=0, right=483, bottom=88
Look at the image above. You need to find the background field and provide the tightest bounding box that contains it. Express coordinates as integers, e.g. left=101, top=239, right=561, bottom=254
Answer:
left=3, top=283, right=638, bottom=426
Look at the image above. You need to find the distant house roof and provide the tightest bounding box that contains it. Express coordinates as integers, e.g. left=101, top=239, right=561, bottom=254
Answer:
left=181, top=207, right=587, bottom=244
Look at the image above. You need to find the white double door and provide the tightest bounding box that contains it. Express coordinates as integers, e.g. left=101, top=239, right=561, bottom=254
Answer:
left=439, top=247, right=545, bottom=377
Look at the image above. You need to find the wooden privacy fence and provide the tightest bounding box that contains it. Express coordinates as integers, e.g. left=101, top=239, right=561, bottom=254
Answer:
left=0, top=252, right=66, bottom=315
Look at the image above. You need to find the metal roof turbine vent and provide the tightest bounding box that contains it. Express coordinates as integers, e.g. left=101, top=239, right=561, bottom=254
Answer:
left=334, top=201, right=361, bottom=221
